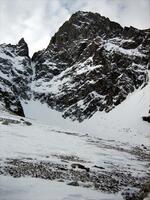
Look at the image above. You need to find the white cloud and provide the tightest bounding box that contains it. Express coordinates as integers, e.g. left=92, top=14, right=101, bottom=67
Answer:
left=61, top=0, right=150, bottom=28
left=0, top=0, right=149, bottom=56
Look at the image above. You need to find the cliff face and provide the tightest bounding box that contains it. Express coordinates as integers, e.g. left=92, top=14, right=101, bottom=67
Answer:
left=0, top=38, right=32, bottom=116
left=31, top=11, right=150, bottom=121
left=0, top=11, right=149, bottom=120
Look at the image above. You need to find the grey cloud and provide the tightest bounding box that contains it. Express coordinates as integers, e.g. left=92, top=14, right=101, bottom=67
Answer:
left=0, top=0, right=149, bottom=56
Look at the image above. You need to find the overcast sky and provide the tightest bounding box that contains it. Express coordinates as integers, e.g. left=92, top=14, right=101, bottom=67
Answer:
left=0, top=0, right=150, bottom=56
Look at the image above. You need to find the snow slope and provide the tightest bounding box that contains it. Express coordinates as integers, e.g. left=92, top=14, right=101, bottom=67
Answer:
left=0, top=73, right=149, bottom=200
left=22, top=72, right=150, bottom=146
left=0, top=80, right=150, bottom=199
left=1, top=108, right=147, bottom=176
left=0, top=175, right=123, bottom=200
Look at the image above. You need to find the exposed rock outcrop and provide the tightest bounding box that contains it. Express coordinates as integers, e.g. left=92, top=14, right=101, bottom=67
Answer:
left=0, top=11, right=149, bottom=120
left=0, top=38, right=31, bottom=116
left=31, top=11, right=150, bottom=121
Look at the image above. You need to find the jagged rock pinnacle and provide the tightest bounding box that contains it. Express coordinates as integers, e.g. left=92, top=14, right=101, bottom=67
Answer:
left=17, top=37, right=29, bottom=57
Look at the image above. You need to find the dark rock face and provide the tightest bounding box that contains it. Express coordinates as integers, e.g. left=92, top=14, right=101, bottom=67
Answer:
left=0, top=39, right=31, bottom=116
left=142, top=116, right=150, bottom=123
left=17, top=38, right=29, bottom=57
left=0, top=11, right=149, bottom=119
left=32, top=11, right=150, bottom=121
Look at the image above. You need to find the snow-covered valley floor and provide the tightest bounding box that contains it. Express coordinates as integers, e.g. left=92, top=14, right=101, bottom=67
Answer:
left=0, top=175, right=122, bottom=200
left=0, top=75, right=150, bottom=200
left=0, top=107, right=149, bottom=199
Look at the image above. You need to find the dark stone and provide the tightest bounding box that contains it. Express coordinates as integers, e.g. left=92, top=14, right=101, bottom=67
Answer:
left=23, top=121, right=32, bottom=126
left=93, top=165, right=105, bottom=170
left=2, top=120, right=9, bottom=125
left=67, top=181, right=79, bottom=186
left=142, top=116, right=150, bottom=123
left=71, top=163, right=90, bottom=172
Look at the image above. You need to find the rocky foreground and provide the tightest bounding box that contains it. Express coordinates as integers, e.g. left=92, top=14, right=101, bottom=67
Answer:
left=0, top=115, right=150, bottom=200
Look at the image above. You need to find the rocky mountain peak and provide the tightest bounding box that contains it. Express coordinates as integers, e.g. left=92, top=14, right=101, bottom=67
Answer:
left=18, top=37, right=26, bottom=45
left=30, top=11, right=150, bottom=121
left=0, top=38, right=31, bottom=116
left=17, top=38, right=29, bottom=57
left=50, top=11, right=123, bottom=46
left=0, top=11, right=149, bottom=121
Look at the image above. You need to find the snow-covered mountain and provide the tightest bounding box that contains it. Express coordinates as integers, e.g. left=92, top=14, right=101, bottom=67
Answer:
left=0, top=38, right=32, bottom=116
left=31, top=11, right=149, bottom=121
left=0, top=11, right=149, bottom=122
left=0, top=11, right=150, bottom=200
